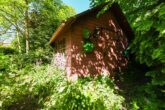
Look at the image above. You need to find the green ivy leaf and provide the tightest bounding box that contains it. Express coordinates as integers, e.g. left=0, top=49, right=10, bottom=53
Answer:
left=83, top=29, right=90, bottom=39
left=83, top=42, right=94, bottom=53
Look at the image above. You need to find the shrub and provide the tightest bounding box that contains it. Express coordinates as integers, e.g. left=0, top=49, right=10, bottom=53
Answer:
left=0, top=65, right=65, bottom=109
left=0, top=46, right=16, bottom=55
left=44, top=76, right=125, bottom=110
left=0, top=64, right=125, bottom=110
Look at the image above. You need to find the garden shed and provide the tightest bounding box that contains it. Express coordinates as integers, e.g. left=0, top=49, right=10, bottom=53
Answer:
left=49, top=3, right=133, bottom=80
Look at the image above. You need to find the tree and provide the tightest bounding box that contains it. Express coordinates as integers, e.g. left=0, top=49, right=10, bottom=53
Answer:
left=0, top=0, right=25, bottom=52
left=0, top=0, right=76, bottom=54
left=28, top=0, right=76, bottom=51
left=0, top=0, right=35, bottom=53
left=90, top=0, right=165, bottom=109
left=24, top=0, right=30, bottom=54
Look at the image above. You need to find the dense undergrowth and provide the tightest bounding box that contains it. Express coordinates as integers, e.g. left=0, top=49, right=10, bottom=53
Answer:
left=120, top=61, right=165, bottom=110
left=1, top=46, right=165, bottom=110
left=1, top=44, right=165, bottom=110
left=89, top=0, right=165, bottom=109
left=0, top=47, right=125, bottom=110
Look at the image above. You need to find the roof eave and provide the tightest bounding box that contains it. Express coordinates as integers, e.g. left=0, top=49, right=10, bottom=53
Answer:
left=49, top=3, right=108, bottom=46
left=49, top=2, right=134, bottom=46
left=49, top=22, right=66, bottom=46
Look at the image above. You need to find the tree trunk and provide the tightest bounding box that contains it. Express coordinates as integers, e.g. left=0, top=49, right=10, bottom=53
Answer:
left=16, top=31, right=21, bottom=53
left=25, top=0, right=29, bottom=54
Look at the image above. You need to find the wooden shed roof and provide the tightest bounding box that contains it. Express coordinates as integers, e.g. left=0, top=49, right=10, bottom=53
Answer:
left=49, top=3, right=133, bottom=46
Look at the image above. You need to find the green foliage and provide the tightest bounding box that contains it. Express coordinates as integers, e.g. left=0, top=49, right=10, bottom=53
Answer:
left=83, top=42, right=94, bottom=53
left=83, top=28, right=90, bottom=39
left=0, top=53, right=10, bottom=71
left=123, top=48, right=129, bottom=58
left=0, top=0, right=76, bottom=53
left=0, top=58, right=125, bottom=110
left=128, top=3, right=165, bottom=107
left=27, top=0, right=76, bottom=51
left=0, top=0, right=164, bottom=109
left=52, top=76, right=124, bottom=110
left=126, top=82, right=165, bottom=110
left=128, top=2, right=165, bottom=108
left=0, top=48, right=124, bottom=109
left=90, top=0, right=165, bottom=109
left=0, top=46, right=16, bottom=55
left=0, top=46, right=16, bottom=72
left=0, top=65, right=65, bottom=109
left=82, top=28, right=95, bottom=53
left=90, top=0, right=110, bottom=8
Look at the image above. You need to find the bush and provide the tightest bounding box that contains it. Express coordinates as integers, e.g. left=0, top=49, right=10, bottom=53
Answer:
left=0, top=65, right=65, bottom=109
left=130, top=84, right=165, bottom=110
left=0, top=46, right=16, bottom=55
left=120, top=61, right=165, bottom=110
left=0, top=49, right=125, bottom=110
left=0, top=64, right=125, bottom=110
left=0, top=53, right=10, bottom=71
left=44, top=76, right=125, bottom=110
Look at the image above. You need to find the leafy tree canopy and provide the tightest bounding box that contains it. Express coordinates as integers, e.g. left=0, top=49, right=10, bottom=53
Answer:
left=0, top=0, right=76, bottom=52
left=90, top=0, right=165, bottom=109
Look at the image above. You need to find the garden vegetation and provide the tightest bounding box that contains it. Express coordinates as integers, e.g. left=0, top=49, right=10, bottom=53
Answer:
left=0, top=0, right=165, bottom=110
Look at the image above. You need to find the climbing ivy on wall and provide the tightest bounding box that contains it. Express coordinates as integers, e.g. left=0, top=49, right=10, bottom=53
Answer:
left=83, top=28, right=90, bottom=39
left=82, top=28, right=94, bottom=53
left=83, top=42, right=94, bottom=53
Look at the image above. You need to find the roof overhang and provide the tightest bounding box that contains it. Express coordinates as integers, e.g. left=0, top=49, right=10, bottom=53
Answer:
left=49, top=3, right=134, bottom=46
